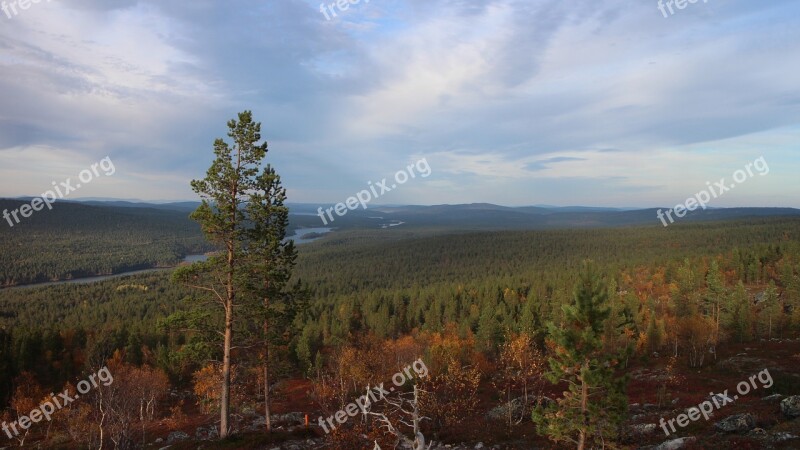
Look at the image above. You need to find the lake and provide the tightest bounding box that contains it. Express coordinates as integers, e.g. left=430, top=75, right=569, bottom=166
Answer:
left=288, top=227, right=333, bottom=244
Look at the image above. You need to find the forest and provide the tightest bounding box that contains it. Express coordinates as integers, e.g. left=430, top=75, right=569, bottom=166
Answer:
left=0, top=200, right=211, bottom=287
left=1, top=213, right=800, bottom=448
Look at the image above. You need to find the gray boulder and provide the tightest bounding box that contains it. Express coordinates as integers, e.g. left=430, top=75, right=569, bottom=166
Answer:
left=195, top=426, right=219, bottom=440
left=781, top=395, right=800, bottom=417
left=773, top=432, right=799, bottom=442
left=270, top=412, right=306, bottom=425
left=631, top=423, right=658, bottom=435
left=714, top=413, right=756, bottom=433
left=652, top=437, right=696, bottom=450
left=487, top=396, right=551, bottom=422
left=166, top=431, right=189, bottom=444
left=487, top=398, right=527, bottom=421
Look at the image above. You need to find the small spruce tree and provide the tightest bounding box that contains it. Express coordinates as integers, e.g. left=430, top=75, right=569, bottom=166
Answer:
left=533, top=261, right=628, bottom=450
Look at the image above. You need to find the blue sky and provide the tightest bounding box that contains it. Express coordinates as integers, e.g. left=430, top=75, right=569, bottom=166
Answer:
left=0, top=0, right=798, bottom=207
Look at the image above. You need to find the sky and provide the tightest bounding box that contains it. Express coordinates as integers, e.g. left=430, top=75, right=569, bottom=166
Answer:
left=0, top=0, right=798, bottom=208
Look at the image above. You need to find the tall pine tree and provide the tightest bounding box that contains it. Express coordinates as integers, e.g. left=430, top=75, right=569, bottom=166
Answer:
left=168, top=111, right=292, bottom=438
left=241, top=136, right=299, bottom=432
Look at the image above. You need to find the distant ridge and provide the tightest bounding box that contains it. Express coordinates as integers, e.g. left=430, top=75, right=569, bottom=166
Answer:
left=283, top=202, right=800, bottom=231
left=77, top=200, right=201, bottom=212
left=5, top=199, right=797, bottom=231
left=3, top=198, right=201, bottom=212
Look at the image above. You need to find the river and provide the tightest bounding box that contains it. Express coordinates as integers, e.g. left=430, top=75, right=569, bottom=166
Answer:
left=3, top=255, right=210, bottom=290
left=3, top=227, right=333, bottom=290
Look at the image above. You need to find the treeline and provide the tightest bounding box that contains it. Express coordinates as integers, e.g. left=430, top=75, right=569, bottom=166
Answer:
left=0, top=200, right=211, bottom=286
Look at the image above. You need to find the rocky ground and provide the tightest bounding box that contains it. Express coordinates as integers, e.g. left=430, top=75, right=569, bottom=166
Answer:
left=624, top=339, right=800, bottom=450
left=150, top=340, right=800, bottom=449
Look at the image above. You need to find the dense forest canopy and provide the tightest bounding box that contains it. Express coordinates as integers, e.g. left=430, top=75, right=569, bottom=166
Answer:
left=2, top=215, right=798, bottom=365
left=1, top=204, right=800, bottom=448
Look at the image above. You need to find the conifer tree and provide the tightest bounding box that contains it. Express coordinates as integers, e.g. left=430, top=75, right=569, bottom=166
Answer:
left=533, top=262, right=628, bottom=450
left=728, top=281, right=753, bottom=342
left=241, top=152, right=298, bottom=432
left=478, top=301, right=502, bottom=352
left=167, top=111, right=292, bottom=438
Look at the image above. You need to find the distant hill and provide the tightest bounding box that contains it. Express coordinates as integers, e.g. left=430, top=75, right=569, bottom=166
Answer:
left=77, top=200, right=201, bottom=212
left=7, top=197, right=798, bottom=234
left=5, top=197, right=201, bottom=212
left=285, top=202, right=800, bottom=231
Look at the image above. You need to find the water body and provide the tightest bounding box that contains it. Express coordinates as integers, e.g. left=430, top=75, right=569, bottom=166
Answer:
left=380, top=221, right=405, bottom=229
left=182, top=254, right=209, bottom=264
left=287, top=227, right=333, bottom=244
left=5, top=229, right=334, bottom=290
left=4, top=254, right=209, bottom=290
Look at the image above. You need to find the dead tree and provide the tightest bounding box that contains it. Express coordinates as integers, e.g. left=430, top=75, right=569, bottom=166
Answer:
left=366, top=384, right=432, bottom=450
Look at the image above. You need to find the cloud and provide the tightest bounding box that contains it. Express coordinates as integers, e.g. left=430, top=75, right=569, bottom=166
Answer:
left=0, top=0, right=798, bottom=207
left=526, top=157, right=587, bottom=172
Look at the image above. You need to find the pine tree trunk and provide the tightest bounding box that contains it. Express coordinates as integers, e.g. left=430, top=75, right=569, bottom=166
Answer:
left=263, top=288, right=272, bottom=433
left=219, top=124, right=242, bottom=440
left=578, top=366, right=588, bottom=450
left=220, top=301, right=233, bottom=438
left=264, top=337, right=272, bottom=432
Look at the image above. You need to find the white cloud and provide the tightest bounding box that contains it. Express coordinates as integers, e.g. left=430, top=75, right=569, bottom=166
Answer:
left=0, top=0, right=798, bottom=206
